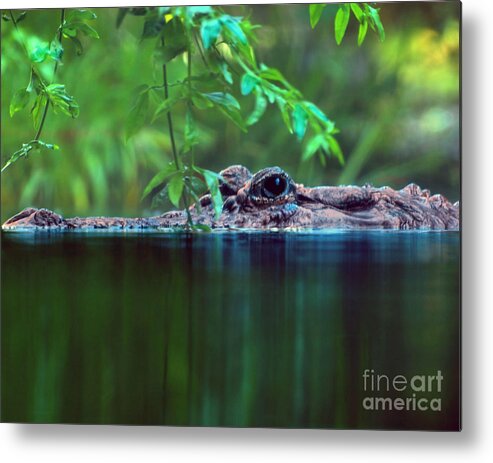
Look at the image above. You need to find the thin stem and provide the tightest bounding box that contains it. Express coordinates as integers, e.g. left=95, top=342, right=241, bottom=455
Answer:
left=160, top=35, right=193, bottom=227
left=187, top=46, right=194, bottom=166
left=193, top=31, right=208, bottom=68
left=34, top=8, right=65, bottom=142
left=212, top=44, right=241, bottom=77
left=182, top=44, right=194, bottom=226
left=161, top=36, right=180, bottom=172
left=8, top=10, right=29, bottom=56
left=2, top=9, right=65, bottom=173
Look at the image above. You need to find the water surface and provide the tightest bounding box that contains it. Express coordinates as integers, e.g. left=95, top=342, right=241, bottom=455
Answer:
left=1, top=230, right=460, bottom=430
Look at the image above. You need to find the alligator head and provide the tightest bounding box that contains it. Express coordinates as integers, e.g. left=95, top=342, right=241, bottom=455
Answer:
left=2, top=165, right=459, bottom=230
left=198, top=165, right=459, bottom=229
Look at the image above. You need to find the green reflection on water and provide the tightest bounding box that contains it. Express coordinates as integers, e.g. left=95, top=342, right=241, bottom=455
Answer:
left=1, top=231, right=460, bottom=429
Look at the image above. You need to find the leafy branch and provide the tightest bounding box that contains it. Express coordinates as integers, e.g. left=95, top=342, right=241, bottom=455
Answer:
left=309, top=3, right=385, bottom=45
left=2, top=9, right=99, bottom=173
left=122, top=6, right=355, bottom=227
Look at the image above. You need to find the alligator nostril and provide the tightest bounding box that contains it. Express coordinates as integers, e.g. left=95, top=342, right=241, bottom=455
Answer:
left=263, top=175, right=288, bottom=198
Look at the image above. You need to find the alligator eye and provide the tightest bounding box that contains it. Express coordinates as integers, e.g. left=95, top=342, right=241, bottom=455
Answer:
left=262, top=175, right=288, bottom=198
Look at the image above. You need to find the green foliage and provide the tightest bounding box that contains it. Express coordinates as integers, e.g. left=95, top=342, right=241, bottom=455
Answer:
left=62, top=9, right=99, bottom=39
left=167, top=173, right=184, bottom=207
left=125, top=85, right=151, bottom=141
left=311, top=3, right=385, bottom=46
left=45, top=84, right=79, bottom=118
left=246, top=89, right=267, bottom=126
left=200, top=18, right=221, bottom=49
left=193, top=166, right=223, bottom=218
left=123, top=5, right=352, bottom=226
left=10, top=88, right=31, bottom=117
left=365, top=4, right=385, bottom=42
left=335, top=4, right=350, bottom=45
left=141, top=162, right=178, bottom=200
left=1, top=4, right=460, bottom=224
left=1, top=140, right=59, bottom=173
left=2, top=8, right=98, bottom=172
left=240, top=73, right=259, bottom=96
left=309, top=4, right=326, bottom=29
left=292, top=104, right=308, bottom=141
left=61, top=8, right=99, bottom=54
left=1, top=6, right=374, bottom=220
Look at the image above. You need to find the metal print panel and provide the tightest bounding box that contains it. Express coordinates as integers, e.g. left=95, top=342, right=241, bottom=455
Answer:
left=1, top=2, right=461, bottom=430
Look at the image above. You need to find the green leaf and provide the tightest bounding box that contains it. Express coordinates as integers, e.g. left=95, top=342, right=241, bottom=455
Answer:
left=163, top=17, right=187, bottom=47
left=1, top=140, right=59, bottom=173
left=191, top=224, right=212, bottom=232
left=304, top=101, right=329, bottom=123
left=29, top=43, right=50, bottom=63
left=125, top=87, right=149, bottom=140
left=217, top=106, right=247, bottom=132
left=292, top=104, right=308, bottom=141
left=192, top=93, right=214, bottom=110
left=66, top=9, right=97, bottom=22
left=199, top=93, right=245, bottom=131
left=16, top=11, right=27, bottom=23
left=241, top=73, right=259, bottom=96
left=276, top=98, right=293, bottom=134
left=350, top=3, right=364, bottom=22
left=116, top=8, right=129, bottom=28
left=62, top=22, right=99, bottom=39
left=35, top=140, right=59, bottom=151
left=10, top=89, right=31, bottom=117
left=29, top=39, right=64, bottom=63
left=27, top=68, right=43, bottom=94
left=142, top=162, right=178, bottom=199
left=358, top=19, right=369, bottom=46
left=303, top=134, right=325, bottom=161
left=335, top=4, right=350, bottom=45
left=168, top=173, right=184, bottom=208
left=153, top=44, right=187, bottom=65
left=219, top=62, right=233, bottom=84
left=258, top=66, right=288, bottom=85
left=68, top=35, right=83, bottom=55
left=182, top=107, right=198, bottom=154
left=31, top=94, right=47, bottom=129
left=200, top=18, right=221, bottom=49
left=220, top=16, right=247, bottom=45
left=49, top=39, right=64, bottom=61
left=152, top=95, right=181, bottom=122
left=62, top=27, right=77, bottom=38
left=366, top=5, right=385, bottom=42
left=1, top=144, right=33, bottom=172
left=73, top=22, right=100, bottom=39
left=142, top=15, right=165, bottom=39
left=309, top=4, right=326, bottom=29
left=246, top=89, right=268, bottom=126
left=327, top=135, right=344, bottom=164
left=5, top=11, right=27, bottom=23
left=202, top=92, right=240, bottom=110
left=45, top=84, right=80, bottom=118
left=194, top=167, right=223, bottom=218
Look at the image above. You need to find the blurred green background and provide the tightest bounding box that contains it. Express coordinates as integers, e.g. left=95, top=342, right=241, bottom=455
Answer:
left=0, top=2, right=460, bottom=222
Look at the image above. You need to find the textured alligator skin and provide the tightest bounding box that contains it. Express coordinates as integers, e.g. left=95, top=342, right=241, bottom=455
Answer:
left=2, top=165, right=459, bottom=230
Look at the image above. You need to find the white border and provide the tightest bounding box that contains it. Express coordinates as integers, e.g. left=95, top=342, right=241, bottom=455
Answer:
left=2, top=0, right=493, bottom=462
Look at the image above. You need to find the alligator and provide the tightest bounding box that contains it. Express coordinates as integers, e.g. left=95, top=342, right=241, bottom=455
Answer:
left=2, top=165, right=460, bottom=231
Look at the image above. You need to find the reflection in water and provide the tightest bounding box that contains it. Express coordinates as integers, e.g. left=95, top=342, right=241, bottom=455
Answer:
left=1, top=231, right=460, bottom=429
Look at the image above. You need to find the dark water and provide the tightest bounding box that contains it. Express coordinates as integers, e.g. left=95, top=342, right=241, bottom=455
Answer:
left=1, top=230, right=460, bottom=430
